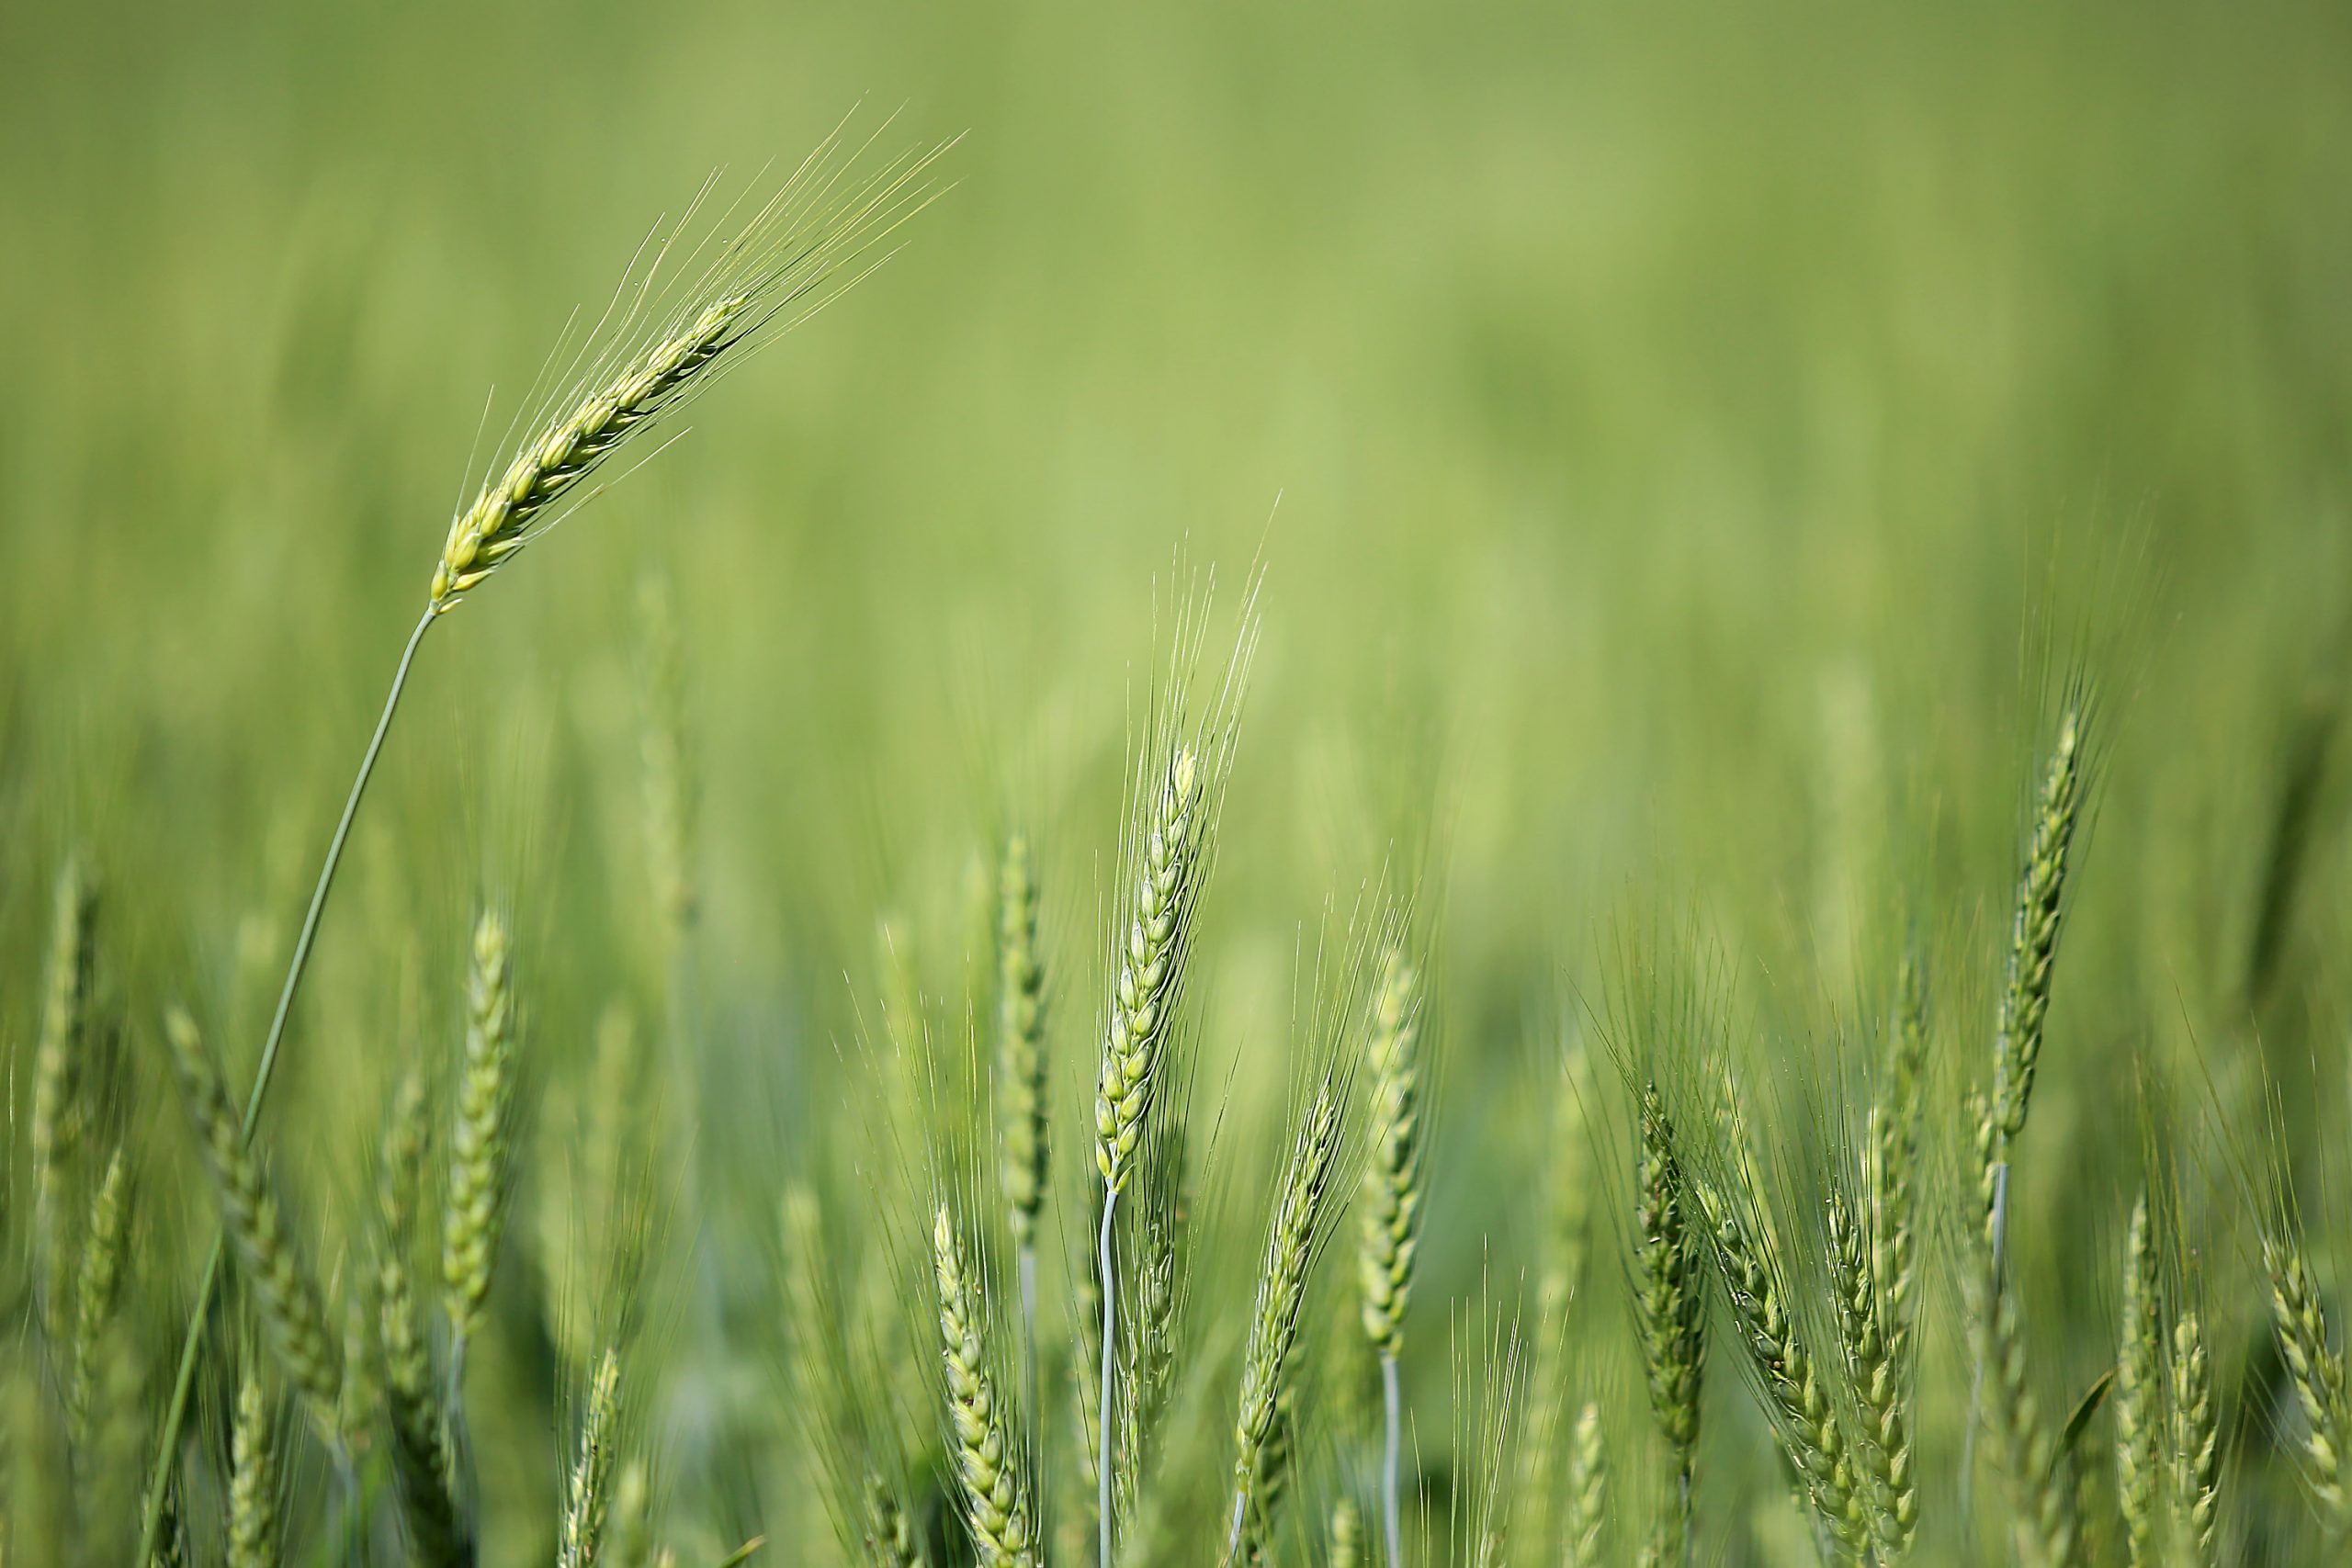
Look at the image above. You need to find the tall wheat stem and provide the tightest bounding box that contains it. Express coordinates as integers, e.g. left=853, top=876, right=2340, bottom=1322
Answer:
left=1098, top=1191, right=1118, bottom=1568
left=139, top=608, right=436, bottom=1566
left=1381, top=1352, right=1404, bottom=1568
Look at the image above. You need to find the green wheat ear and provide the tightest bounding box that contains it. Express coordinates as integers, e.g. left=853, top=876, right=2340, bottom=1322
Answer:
left=2116, top=1194, right=2163, bottom=1567
left=1356, top=945, right=1427, bottom=1359
left=1093, top=747, right=1204, bottom=1194
left=997, top=832, right=1049, bottom=1252
left=444, top=908, right=517, bottom=1356
left=933, top=1206, right=1038, bottom=1568
left=1631, top=1082, right=1704, bottom=1561
left=164, top=1008, right=343, bottom=1442
left=31, top=853, right=97, bottom=1349
left=225, top=1368, right=279, bottom=1568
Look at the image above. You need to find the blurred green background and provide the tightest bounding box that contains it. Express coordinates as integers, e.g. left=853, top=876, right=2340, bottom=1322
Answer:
left=7, top=0, right=2352, bottom=1560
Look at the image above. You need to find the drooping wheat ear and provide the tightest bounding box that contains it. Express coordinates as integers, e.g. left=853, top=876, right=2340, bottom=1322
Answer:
left=997, top=833, right=1049, bottom=1256
left=428, top=134, right=948, bottom=617
left=165, top=1008, right=342, bottom=1438
left=1228, top=1079, right=1347, bottom=1565
left=1328, top=1495, right=1364, bottom=1568
left=1632, top=1083, right=1705, bottom=1561
left=2169, top=1308, right=2218, bottom=1562
left=1978, top=708, right=2085, bottom=1247
left=66, top=1147, right=129, bottom=1459
left=2264, top=1233, right=2349, bottom=1533
left=1357, top=946, right=1427, bottom=1359
left=32, top=854, right=97, bottom=1348
left=1094, top=748, right=1205, bottom=1195
left=933, top=1206, right=1039, bottom=1568
left=1564, top=1399, right=1607, bottom=1568
left=1981, top=1282, right=2078, bottom=1568
left=2116, top=1194, right=2164, bottom=1567
left=1827, top=1188, right=1914, bottom=1558
left=560, top=1350, right=625, bottom=1568
left=444, top=909, right=517, bottom=1357
left=1868, top=948, right=1927, bottom=1375
left=1692, top=1179, right=1871, bottom=1561
left=379, top=1070, right=469, bottom=1568
left=226, top=1369, right=279, bottom=1568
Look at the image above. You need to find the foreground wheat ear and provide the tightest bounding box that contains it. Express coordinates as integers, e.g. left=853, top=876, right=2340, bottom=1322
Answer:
left=135, top=124, right=952, bottom=1567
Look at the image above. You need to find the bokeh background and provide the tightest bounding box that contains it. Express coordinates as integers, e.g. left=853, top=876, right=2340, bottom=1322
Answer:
left=6, top=0, right=2352, bottom=1562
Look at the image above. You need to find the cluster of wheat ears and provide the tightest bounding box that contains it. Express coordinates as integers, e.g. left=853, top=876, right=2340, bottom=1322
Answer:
left=8, top=127, right=2352, bottom=1568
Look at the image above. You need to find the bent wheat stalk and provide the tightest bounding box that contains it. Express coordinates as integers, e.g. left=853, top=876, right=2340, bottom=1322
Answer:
left=135, top=128, right=947, bottom=1567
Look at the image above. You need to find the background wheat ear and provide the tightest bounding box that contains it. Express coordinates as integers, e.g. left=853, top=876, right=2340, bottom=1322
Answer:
left=933, top=1203, right=1039, bottom=1568
left=444, top=908, right=518, bottom=1366
left=31, top=852, right=97, bottom=1351
left=164, top=1007, right=344, bottom=1445
left=378, top=1068, right=470, bottom=1568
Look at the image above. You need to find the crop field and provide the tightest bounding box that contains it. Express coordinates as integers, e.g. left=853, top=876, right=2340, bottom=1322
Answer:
left=5, top=2, right=2352, bottom=1564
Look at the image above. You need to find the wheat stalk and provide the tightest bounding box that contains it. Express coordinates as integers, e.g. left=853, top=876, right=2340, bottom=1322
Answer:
left=1632, top=1083, right=1704, bottom=1565
left=933, top=1206, right=1038, bottom=1568
left=1827, top=1187, right=1914, bottom=1557
left=444, top=909, right=518, bottom=1362
left=2263, top=1231, right=2348, bottom=1534
left=1692, top=1178, right=1871, bottom=1561
left=164, top=1008, right=342, bottom=1441
left=2116, top=1193, right=2163, bottom=1566
left=560, top=1350, right=625, bottom=1568
left=1355, top=944, right=1426, bottom=1568
left=225, top=1369, right=278, bottom=1568
left=135, top=130, right=946, bottom=1564
left=2168, top=1308, right=2218, bottom=1562
left=379, top=1071, right=469, bottom=1568
left=31, top=855, right=96, bottom=1351
left=1564, top=1399, right=1606, bottom=1568
left=1227, top=1077, right=1346, bottom=1565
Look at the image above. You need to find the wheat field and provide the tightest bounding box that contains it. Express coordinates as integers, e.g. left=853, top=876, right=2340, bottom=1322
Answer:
left=6, top=2, right=2352, bottom=1564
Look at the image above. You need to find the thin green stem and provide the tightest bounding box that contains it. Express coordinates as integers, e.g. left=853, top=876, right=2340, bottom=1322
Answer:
left=138, top=609, right=436, bottom=1568
left=1099, top=1190, right=1118, bottom=1568
left=1381, top=1352, right=1404, bottom=1568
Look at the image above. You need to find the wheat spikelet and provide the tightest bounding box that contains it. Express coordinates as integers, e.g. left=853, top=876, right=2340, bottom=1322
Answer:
left=1977, top=708, right=2085, bottom=1244
left=560, top=1350, right=625, bottom=1568
left=2265, top=1232, right=2348, bottom=1532
left=1227, top=1078, right=1345, bottom=1563
left=66, top=1148, right=129, bottom=1461
left=225, top=1370, right=278, bottom=1568
left=1693, top=1179, right=1871, bottom=1560
left=1356, top=946, right=1426, bottom=1360
left=997, top=833, right=1049, bottom=1252
left=31, top=855, right=96, bottom=1348
left=1328, top=1495, right=1364, bottom=1568
left=1631, top=1082, right=1704, bottom=1560
left=378, top=1068, right=469, bottom=1568
left=861, top=1472, right=927, bottom=1568
left=428, top=131, right=948, bottom=616
left=443, top=909, right=517, bottom=1353
left=1869, top=949, right=1926, bottom=1374
left=2116, top=1194, right=2163, bottom=1566
left=164, top=1008, right=342, bottom=1438
left=932, top=1206, right=1038, bottom=1568
left=1564, top=1399, right=1606, bottom=1568
left=2169, top=1308, right=2218, bottom=1562
left=1827, top=1187, right=1913, bottom=1557
left=1982, top=1283, right=2077, bottom=1567
left=1093, top=748, right=1205, bottom=1194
